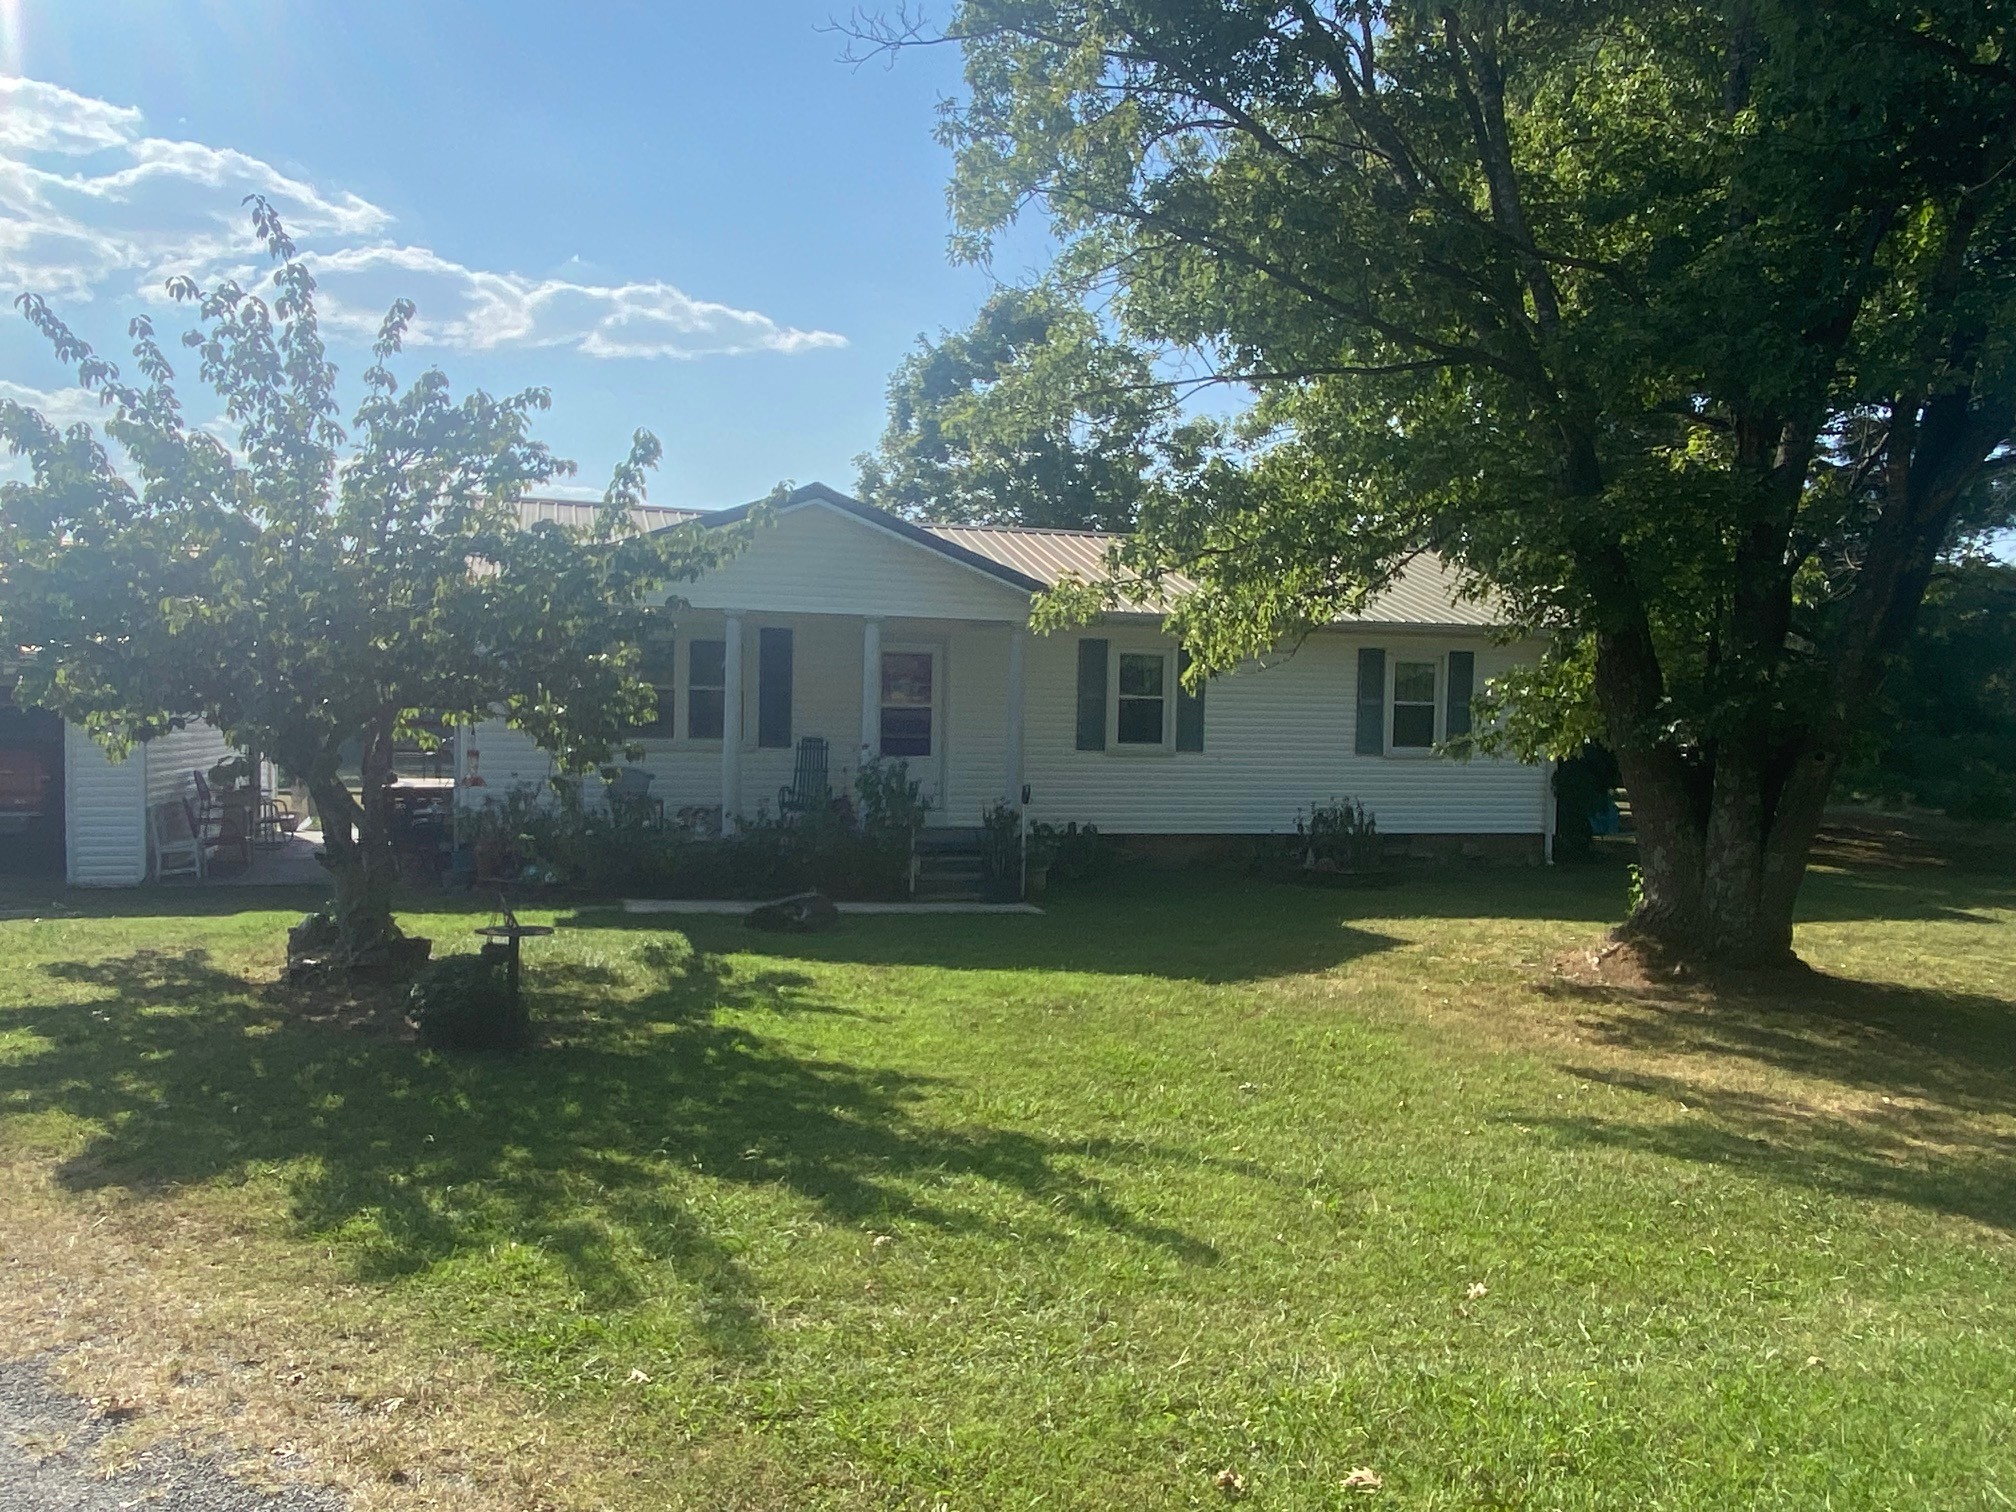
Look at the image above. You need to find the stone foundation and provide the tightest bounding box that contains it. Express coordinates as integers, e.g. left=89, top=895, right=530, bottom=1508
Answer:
left=1109, top=831, right=1546, bottom=869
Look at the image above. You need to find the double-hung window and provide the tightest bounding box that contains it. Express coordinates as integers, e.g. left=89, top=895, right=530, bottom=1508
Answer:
left=686, top=638, right=726, bottom=741
left=1390, top=659, right=1439, bottom=750
left=1115, top=651, right=1168, bottom=746
left=1075, top=639, right=1203, bottom=753
left=879, top=650, right=935, bottom=757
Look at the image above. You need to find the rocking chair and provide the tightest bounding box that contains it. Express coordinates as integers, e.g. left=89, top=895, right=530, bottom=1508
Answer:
left=778, top=736, right=831, bottom=818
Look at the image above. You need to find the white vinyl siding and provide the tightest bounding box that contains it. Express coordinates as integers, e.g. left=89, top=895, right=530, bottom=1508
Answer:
left=1022, top=629, right=1547, bottom=835
left=63, top=723, right=147, bottom=886
left=673, top=500, right=1032, bottom=622
left=143, top=721, right=234, bottom=809
left=470, top=622, right=1545, bottom=839
left=62, top=719, right=236, bottom=886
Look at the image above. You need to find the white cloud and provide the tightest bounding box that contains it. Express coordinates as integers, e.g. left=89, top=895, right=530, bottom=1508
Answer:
left=301, top=244, right=847, bottom=361
left=0, top=377, right=111, bottom=429
left=0, top=377, right=121, bottom=482
left=0, top=76, right=845, bottom=359
left=0, top=77, right=140, bottom=155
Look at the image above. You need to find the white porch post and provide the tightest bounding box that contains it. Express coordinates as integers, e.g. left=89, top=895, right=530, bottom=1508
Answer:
left=859, top=616, right=883, bottom=767
left=1004, top=625, right=1026, bottom=807
left=720, top=611, right=744, bottom=832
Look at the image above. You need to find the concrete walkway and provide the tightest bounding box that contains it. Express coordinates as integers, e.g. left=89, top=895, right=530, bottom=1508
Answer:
left=623, top=898, right=1042, bottom=915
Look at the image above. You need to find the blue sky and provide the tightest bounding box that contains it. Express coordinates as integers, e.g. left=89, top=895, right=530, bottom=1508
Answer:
left=2, top=4, right=2008, bottom=558
left=0, top=0, right=1044, bottom=508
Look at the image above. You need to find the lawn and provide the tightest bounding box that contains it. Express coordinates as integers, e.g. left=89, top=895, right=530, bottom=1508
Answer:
left=2, top=822, right=2014, bottom=1510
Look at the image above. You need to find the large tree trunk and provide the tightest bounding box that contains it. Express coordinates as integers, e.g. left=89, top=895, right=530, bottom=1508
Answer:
left=1605, top=736, right=1826, bottom=971
left=1593, top=618, right=1834, bottom=971
left=298, top=726, right=427, bottom=975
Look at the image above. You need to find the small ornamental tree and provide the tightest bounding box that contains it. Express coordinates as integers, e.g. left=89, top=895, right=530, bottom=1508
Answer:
left=0, top=200, right=735, bottom=967
left=859, top=0, right=2016, bottom=968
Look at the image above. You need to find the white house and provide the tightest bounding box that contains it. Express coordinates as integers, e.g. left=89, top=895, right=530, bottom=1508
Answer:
left=43, top=718, right=234, bottom=887
left=25, top=482, right=1551, bottom=888
left=465, top=484, right=1554, bottom=863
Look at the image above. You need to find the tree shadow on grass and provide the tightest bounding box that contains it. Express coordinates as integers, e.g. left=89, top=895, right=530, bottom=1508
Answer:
left=556, top=881, right=1413, bottom=986
left=1529, top=967, right=2016, bottom=1232
left=554, top=847, right=2015, bottom=984
left=3, top=943, right=1220, bottom=1360
left=1794, top=866, right=2016, bottom=927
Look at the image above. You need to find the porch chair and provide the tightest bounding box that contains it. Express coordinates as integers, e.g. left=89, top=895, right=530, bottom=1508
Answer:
left=188, top=768, right=250, bottom=868
left=148, top=799, right=206, bottom=881
left=778, top=736, right=831, bottom=818
left=606, top=765, right=665, bottom=825
left=189, top=768, right=216, bottom=830
left=256, top=793, right=302, bottom=847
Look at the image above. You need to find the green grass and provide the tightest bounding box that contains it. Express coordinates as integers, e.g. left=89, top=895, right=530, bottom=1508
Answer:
left=2, top=833, right=2014, bottom=1509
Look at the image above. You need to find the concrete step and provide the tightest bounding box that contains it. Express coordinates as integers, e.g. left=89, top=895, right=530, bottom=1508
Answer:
left=915, top=827, right=985, bottom=854
left=917, top=855, right=984, bottom=878
left=914, top=882, right=988, bottom=902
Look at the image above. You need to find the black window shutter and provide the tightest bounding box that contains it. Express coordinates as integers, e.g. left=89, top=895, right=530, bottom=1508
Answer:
left=1355, top=647, right=1387, bottom=755
left=1445, top=650, right=1475, bottom=740
left=1075, top=638, right=1109, bottom=751
left=757, top=627, right=793, bottom=749
left=1175, top=648, right=1205, bottom=752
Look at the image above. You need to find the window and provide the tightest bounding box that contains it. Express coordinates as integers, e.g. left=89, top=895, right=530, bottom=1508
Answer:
left=880, top=650, right=934, bottom=758
left=1116, top=651, right=1168, bottom=746
left=687, top=638, right=726, bottom=741
left=1391, top=659, right=1438, bottom=750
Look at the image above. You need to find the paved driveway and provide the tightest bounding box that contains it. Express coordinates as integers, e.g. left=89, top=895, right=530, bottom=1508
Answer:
left=0, top=1358, right=340, bottom=1512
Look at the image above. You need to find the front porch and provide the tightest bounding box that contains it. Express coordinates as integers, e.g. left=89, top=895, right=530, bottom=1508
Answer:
left=465, top=610, right=1030, bottom=834
left=700, top=610, right=1028, bottom=833
left=164, top=828, right=328, bottom=888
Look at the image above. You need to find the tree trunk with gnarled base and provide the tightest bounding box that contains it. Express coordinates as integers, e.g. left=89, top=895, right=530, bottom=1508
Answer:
left=295, top=736, right=430, bottom=978
left=1613, top=744, right=1840, bottom=970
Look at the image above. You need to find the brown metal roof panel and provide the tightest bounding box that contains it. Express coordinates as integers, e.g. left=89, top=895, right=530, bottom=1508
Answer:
left=513, top=497, right=699, bottom=534
left=924, top=524, right=1501, bottom=627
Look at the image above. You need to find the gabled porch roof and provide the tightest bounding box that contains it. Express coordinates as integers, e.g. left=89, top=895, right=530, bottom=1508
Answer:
left=704, top=483, right=1049, bottom=595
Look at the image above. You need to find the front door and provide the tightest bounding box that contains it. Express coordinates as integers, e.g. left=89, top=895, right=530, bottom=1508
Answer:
left=878, top=643, right=946, bottom=817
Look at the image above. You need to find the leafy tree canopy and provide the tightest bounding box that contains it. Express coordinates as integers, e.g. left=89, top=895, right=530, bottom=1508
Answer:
left=858, top=0, right=2016, bottom=964
left=857, top=285, right=1214, bottom=530
left=0, top=199, right=736, bottom=963
left=1840, top=553, right=2016, bottom=822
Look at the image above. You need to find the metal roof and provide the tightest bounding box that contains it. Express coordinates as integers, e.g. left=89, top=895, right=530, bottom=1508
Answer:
left=513, top=497, right=699, bottom=534
left=924, top=522, right=1502, bottom=627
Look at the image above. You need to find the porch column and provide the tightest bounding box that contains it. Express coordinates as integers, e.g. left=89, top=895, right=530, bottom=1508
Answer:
left=859, top=616, right=883, bottom=767
left=721, top=611, right=744, bottom=832
left=1004, top=625, right=1026, bottom=807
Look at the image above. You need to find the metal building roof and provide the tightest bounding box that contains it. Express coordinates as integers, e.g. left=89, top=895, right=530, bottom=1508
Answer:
left=513, top=497, right=699, bottom=534
left=924, top=522, right=1501, bottom=627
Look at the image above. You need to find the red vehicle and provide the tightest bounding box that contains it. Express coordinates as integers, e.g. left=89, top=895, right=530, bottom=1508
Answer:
left=0, top=745, right=52, bottom=826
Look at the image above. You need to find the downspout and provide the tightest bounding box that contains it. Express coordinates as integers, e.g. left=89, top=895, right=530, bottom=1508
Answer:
left=1542, top=756, right=1557, bottom=865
